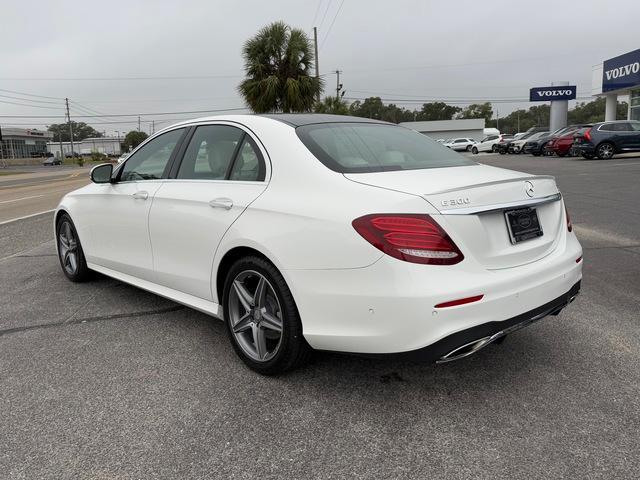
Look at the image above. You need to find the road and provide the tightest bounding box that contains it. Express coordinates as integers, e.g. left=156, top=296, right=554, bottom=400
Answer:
left=0, top=166, right=90, bottom=224
left=1, top=154, right=639, bottom=479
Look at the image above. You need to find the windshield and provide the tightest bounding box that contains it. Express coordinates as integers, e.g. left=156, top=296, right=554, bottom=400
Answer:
left=297, top=123, right=476, bottom=173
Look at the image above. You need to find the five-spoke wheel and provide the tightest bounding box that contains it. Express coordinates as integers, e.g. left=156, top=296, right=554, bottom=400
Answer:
left=56, top=213, right=90, bottom=282
left=228, top=270, right=283, bottom=362
left=223, top=256, right=310, bottom=375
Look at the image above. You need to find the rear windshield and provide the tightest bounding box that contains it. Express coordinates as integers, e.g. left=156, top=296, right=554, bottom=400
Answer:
left=296, top=123, right=475, bottom=173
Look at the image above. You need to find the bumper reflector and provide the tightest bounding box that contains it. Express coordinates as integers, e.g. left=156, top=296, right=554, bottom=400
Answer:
left=435, top=294, right=484, bottom=309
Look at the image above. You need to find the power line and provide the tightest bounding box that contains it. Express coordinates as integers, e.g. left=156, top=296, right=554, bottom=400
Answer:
left=320, top=0, right=344, bottom=49
left=311, top=0, right=324, bottom=28
left=318, top=0, right=332, bottom=30
left=0, top=106, right=248, bottom=119
left=344, top=96, right=594, bottom=105
left=0, top=87, right=64, bottom=100
left=0, top=93, right=62, bottom=105
left=0, top=99, right=64, bottom=109
left=0, top=73, right=243, bottom=81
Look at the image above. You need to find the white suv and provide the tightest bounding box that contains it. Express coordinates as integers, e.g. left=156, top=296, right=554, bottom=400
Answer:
left=471, top=134, right=513, bottom=154
left=443, top=138, right=476, bottom=151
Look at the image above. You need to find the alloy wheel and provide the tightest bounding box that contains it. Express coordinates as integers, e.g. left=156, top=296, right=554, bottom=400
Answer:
left=58, top=221, right=79, bottom=275
left=228, top=270, right=284, bottom=362
left=598, top=143, right=614, bottom=159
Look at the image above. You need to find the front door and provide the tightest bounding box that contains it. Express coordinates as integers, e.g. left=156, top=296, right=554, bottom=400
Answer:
left=85, top=128, right=186, bottom=280
left=149, top=124, right=268, bottom=301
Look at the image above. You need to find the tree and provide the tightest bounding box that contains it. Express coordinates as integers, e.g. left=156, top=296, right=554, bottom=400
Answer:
left=458, top=102, right=493, bottom=123
left=568, top=97, right=628, bottom=123
left=314, top=97, right=350, bottom=115
left=123, top=131, right=148, bottom=151
left=238, top=21, right=323, bottom=113
left=349, top=97, right=386, bottom=120
left=416, top=102, right=461, bottom=121
left=47, top=122, right=102, bottom=142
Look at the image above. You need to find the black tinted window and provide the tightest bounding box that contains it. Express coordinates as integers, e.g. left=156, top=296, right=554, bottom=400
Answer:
left=177, top=125, right=244, bottom=180
left=120, top=128, right=184, bottom=181
left=297, top=123, right=475, bottom=173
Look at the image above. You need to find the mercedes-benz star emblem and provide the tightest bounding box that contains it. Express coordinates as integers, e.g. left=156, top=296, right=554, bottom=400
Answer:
left=525, top=181, right=535, bottom=198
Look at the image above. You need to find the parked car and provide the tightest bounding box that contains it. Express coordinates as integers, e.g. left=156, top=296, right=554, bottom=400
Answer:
left=443, top=137, right=476, bottom=151
left=512, top=131, right=549, bottom=154
left=545, top=125, right=593, bottom=157
left=43, top=157, right=63, bottom=166
left=471, top=134, right=513, bottom=154
left=54, top=114, right=582, bottom=374
left=573, top=120, right=640, bottom=159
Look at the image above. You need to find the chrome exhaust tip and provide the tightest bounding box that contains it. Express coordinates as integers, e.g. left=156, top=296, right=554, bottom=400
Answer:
left=436, top=331, right=504, bottom=364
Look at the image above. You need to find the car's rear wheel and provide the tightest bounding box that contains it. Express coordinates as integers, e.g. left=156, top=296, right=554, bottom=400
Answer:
left=491, top=145, right=498, bottom=153
left=223, top=256, right=311, bottom=375
left=56, top=213, right=91, bottom=282
left=596, top=142, right=615, bottom=160
left=471, top=147, right=478, bottom=154
left=465, top=145, right=472, bottom=152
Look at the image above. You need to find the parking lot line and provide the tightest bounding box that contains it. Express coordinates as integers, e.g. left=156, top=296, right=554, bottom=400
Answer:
left=0, top=194, right=45, bottom=205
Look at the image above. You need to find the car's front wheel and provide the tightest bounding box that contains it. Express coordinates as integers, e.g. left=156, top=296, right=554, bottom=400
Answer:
left=56, top=213, right=91, bottom=282
left=471, top=147, right=478, bottom=154
left=596, top=142, right=615, bottom=160
left=223, top=256, right=311, bottom=375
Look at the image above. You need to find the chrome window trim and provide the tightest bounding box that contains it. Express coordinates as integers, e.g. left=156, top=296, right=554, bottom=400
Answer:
left=440, top=193, right=561, bottom=215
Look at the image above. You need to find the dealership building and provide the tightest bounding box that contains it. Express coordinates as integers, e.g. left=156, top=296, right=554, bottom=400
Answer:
left=592, top=48, right=640, bottom=121
left=0, top=127, right=53, bottom=158
left=48, top=137, right=122, bottom=157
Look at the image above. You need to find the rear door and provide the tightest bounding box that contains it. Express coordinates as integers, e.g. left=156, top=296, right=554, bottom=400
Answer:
left=148, top=123, right=269, bottom=301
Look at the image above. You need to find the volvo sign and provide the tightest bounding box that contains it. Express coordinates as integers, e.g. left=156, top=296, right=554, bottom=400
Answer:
left=529, top=86, right=577, bottom=102
left=602, top=48, right=640, bottom=93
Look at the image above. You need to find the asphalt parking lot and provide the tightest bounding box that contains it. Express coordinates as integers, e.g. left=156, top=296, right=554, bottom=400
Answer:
left=1, top=153, right=639, bottom=479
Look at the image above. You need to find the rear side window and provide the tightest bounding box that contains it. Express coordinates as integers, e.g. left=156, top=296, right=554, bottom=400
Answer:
left=296, top=123, right=475, bottom=173
left=229, top=137, right=266, bottom=181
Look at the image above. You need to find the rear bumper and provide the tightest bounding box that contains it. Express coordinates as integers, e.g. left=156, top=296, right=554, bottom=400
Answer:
left=285, top=230, right=583, bottom=356
left=372, top=280, right=580, bottom=363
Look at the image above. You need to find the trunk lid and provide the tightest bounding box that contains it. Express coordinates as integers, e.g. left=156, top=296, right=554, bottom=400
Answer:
left=344, top=164, right=564, bottom=269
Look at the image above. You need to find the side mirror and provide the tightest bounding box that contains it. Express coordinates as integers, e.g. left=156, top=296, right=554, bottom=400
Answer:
left=90, top=163, right=113, bottom=184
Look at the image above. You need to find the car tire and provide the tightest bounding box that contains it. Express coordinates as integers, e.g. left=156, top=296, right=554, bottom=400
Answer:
left=223, top=255, right=311, bottom=375
left=491, top=145, right=497, bottom=153
left=471, top=147, right=478, bottom=154
left=596, top=142, right=615, bottom=160
left=532, top=152, right=541, bottom=156
left=56, top=213, right=92, bottom=282
left=581, top=153, right=595, bottom=160
left=557, top=152, right=566, bottom=157
left=466, top=145, right=472, bottom=152
left=499, top=149, right=506, bottom=155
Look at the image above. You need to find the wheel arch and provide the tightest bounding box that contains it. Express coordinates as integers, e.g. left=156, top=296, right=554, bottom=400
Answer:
left=214, top=245, right=284, bottom=305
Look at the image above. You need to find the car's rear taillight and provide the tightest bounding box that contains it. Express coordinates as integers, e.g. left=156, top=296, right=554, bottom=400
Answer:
left=352, top=214, right=464, bottom=265
left=583, top=128, right=592, bottom=142
left=566, top=206, right=572, bottom=232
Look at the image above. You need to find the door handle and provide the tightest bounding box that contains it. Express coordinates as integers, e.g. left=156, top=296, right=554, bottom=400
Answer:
left=132, top=191, right=149, bottom=200
left=209, top=197, right=233, bottom=210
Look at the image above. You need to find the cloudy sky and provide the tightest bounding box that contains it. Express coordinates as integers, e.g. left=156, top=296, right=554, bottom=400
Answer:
left=1, top=0, right=638, bottom=134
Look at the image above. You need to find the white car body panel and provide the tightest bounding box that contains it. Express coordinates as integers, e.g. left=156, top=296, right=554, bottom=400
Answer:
left=55, top=114, right=583, bottom=358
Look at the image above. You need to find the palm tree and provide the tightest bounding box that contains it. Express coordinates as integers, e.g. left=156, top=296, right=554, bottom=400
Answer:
left=239, top=21, right=323, bottom=113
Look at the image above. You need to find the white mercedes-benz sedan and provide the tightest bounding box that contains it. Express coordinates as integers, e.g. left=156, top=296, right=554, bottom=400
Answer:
left=54, top=114, right=583, bottom=374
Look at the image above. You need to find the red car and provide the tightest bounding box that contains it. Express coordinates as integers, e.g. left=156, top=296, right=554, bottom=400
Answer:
left=545, top=125, right=592, bottom=157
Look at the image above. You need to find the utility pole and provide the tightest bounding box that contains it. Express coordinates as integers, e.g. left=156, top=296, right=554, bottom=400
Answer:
left=58, top=117, right=63, bottom=160
left=313, top=27, right=320, bottom=103
left=152, top=120, right=155, bottom=134
left=335, top=70, right=342, bottom=102
left=496, top=108, right=500, bottom=131
left=517, top=111, right=520, bottom=133
left=65, top=98, right=75, bottom=157
left=138, top=115, right=141, bottom=132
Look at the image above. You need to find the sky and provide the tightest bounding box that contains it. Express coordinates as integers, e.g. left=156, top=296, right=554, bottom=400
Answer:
left=1, top=0, right=639, bottom=135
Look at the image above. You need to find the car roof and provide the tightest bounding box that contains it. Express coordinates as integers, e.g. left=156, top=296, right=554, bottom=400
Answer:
left=259, top=113, right=389, bottom=127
